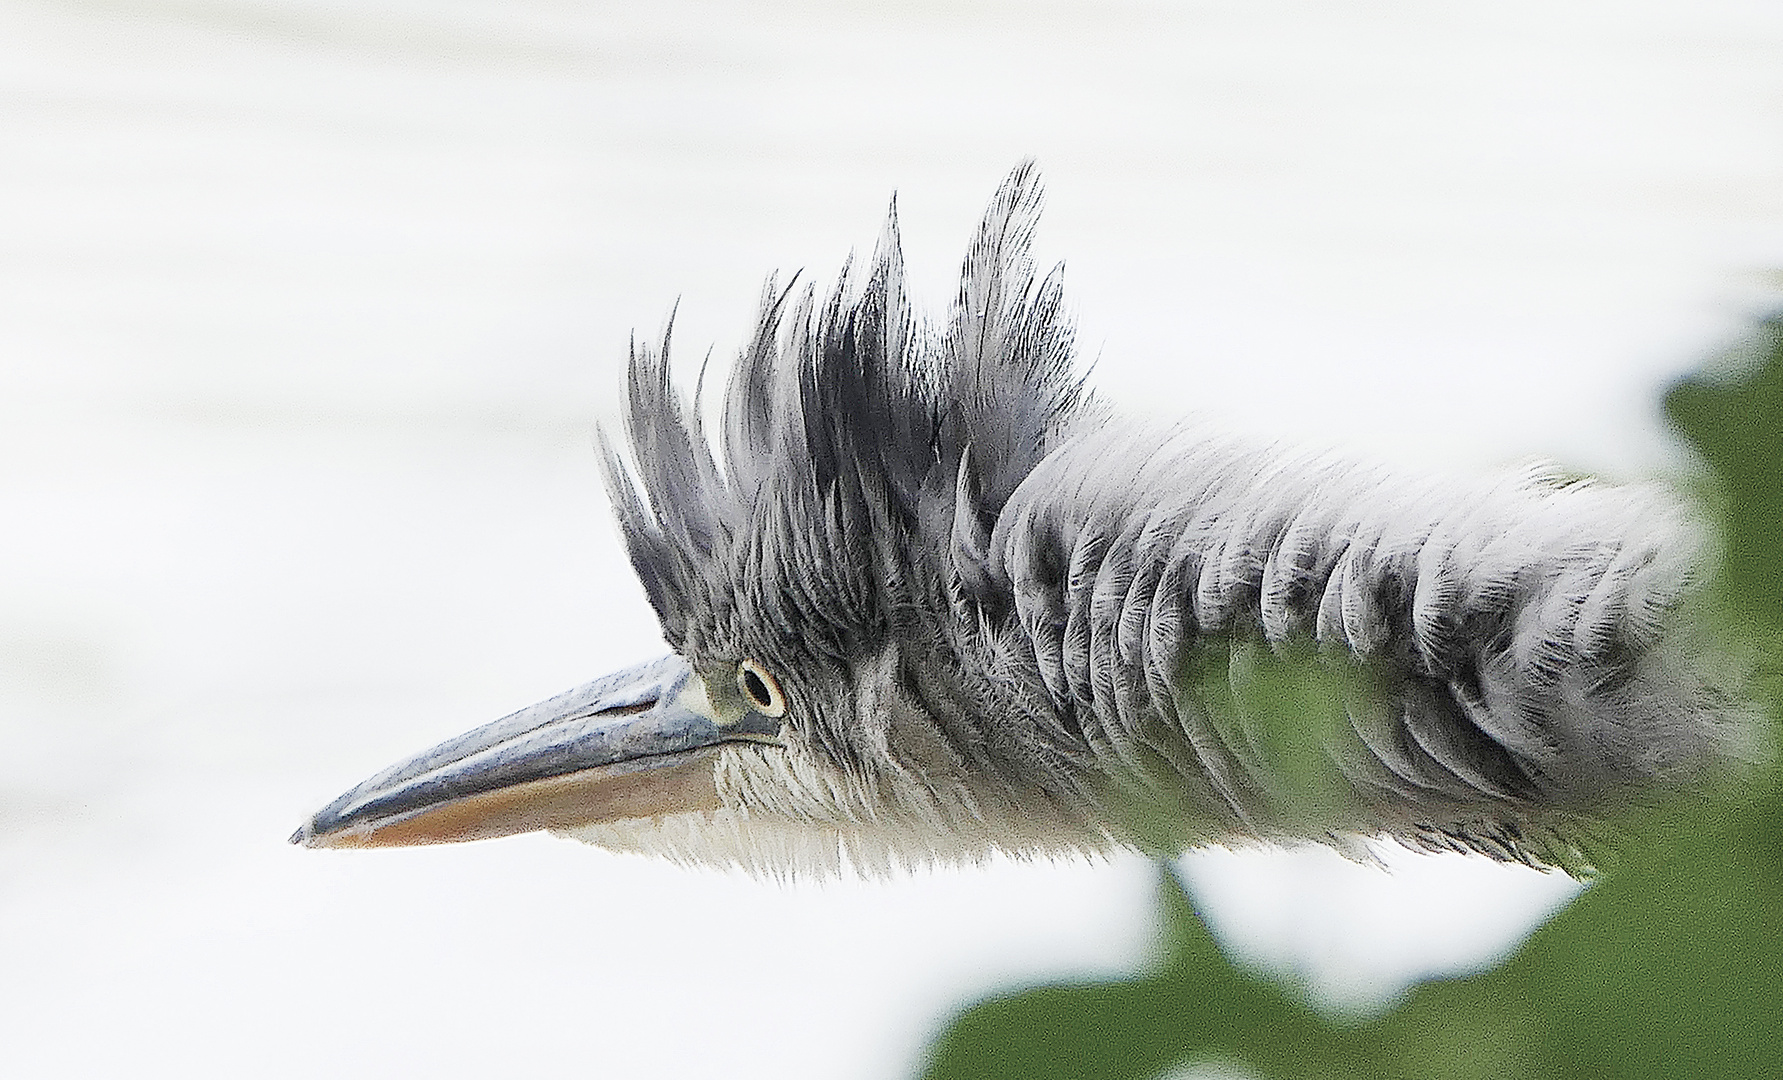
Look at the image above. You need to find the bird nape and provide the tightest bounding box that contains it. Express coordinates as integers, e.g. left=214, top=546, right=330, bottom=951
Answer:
left=293, top=164, right=1745, bottom=877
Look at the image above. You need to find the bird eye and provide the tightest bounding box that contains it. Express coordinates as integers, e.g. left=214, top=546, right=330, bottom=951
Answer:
left=736, top=659, right=787, bottom=718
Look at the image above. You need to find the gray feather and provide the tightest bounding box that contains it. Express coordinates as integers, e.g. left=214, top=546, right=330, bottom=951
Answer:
left=600, top=164, right=1742, bottom=872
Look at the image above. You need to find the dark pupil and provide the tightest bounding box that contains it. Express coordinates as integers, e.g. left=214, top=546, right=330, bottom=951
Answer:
left=742, top=669, right=773, bottom=709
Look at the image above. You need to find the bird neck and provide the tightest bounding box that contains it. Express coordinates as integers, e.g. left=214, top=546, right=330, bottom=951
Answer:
left=961, top=421, right=1731, bottom=864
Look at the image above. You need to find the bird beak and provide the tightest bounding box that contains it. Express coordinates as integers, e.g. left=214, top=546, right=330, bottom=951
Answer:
left=292, top=655, right=775, bottom=849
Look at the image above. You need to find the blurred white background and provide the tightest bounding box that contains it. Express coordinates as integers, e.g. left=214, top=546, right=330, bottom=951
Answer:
left=3, top=1, right=1781, bottom=1076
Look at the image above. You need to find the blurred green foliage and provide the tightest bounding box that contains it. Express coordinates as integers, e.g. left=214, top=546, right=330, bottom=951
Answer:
left=919, top=317, right=1783, bottom=1080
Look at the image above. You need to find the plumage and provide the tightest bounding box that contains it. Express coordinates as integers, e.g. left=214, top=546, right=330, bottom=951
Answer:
left=296, top=163, right=1744, bottom=877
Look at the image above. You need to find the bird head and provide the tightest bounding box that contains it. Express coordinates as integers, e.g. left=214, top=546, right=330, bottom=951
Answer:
left=295, top=165, right=1737, bottom=874
left=293, top=165, right=1112, bottom=872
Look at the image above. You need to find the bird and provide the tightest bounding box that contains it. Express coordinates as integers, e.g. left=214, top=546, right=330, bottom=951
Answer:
left=293, top=163, right=1744, bottom=876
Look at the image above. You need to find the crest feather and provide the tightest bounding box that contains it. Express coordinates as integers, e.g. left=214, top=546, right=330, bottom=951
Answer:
left=603, top=164, right=1092, bottom=653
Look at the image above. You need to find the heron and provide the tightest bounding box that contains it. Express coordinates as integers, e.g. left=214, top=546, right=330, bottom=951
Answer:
left=293, top=164, right=1741, bottom=875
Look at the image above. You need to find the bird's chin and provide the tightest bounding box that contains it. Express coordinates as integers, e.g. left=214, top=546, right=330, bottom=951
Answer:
left=557, top=803, right=1115, bottom=878
left=539, top=745, right=1111, bottom=876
